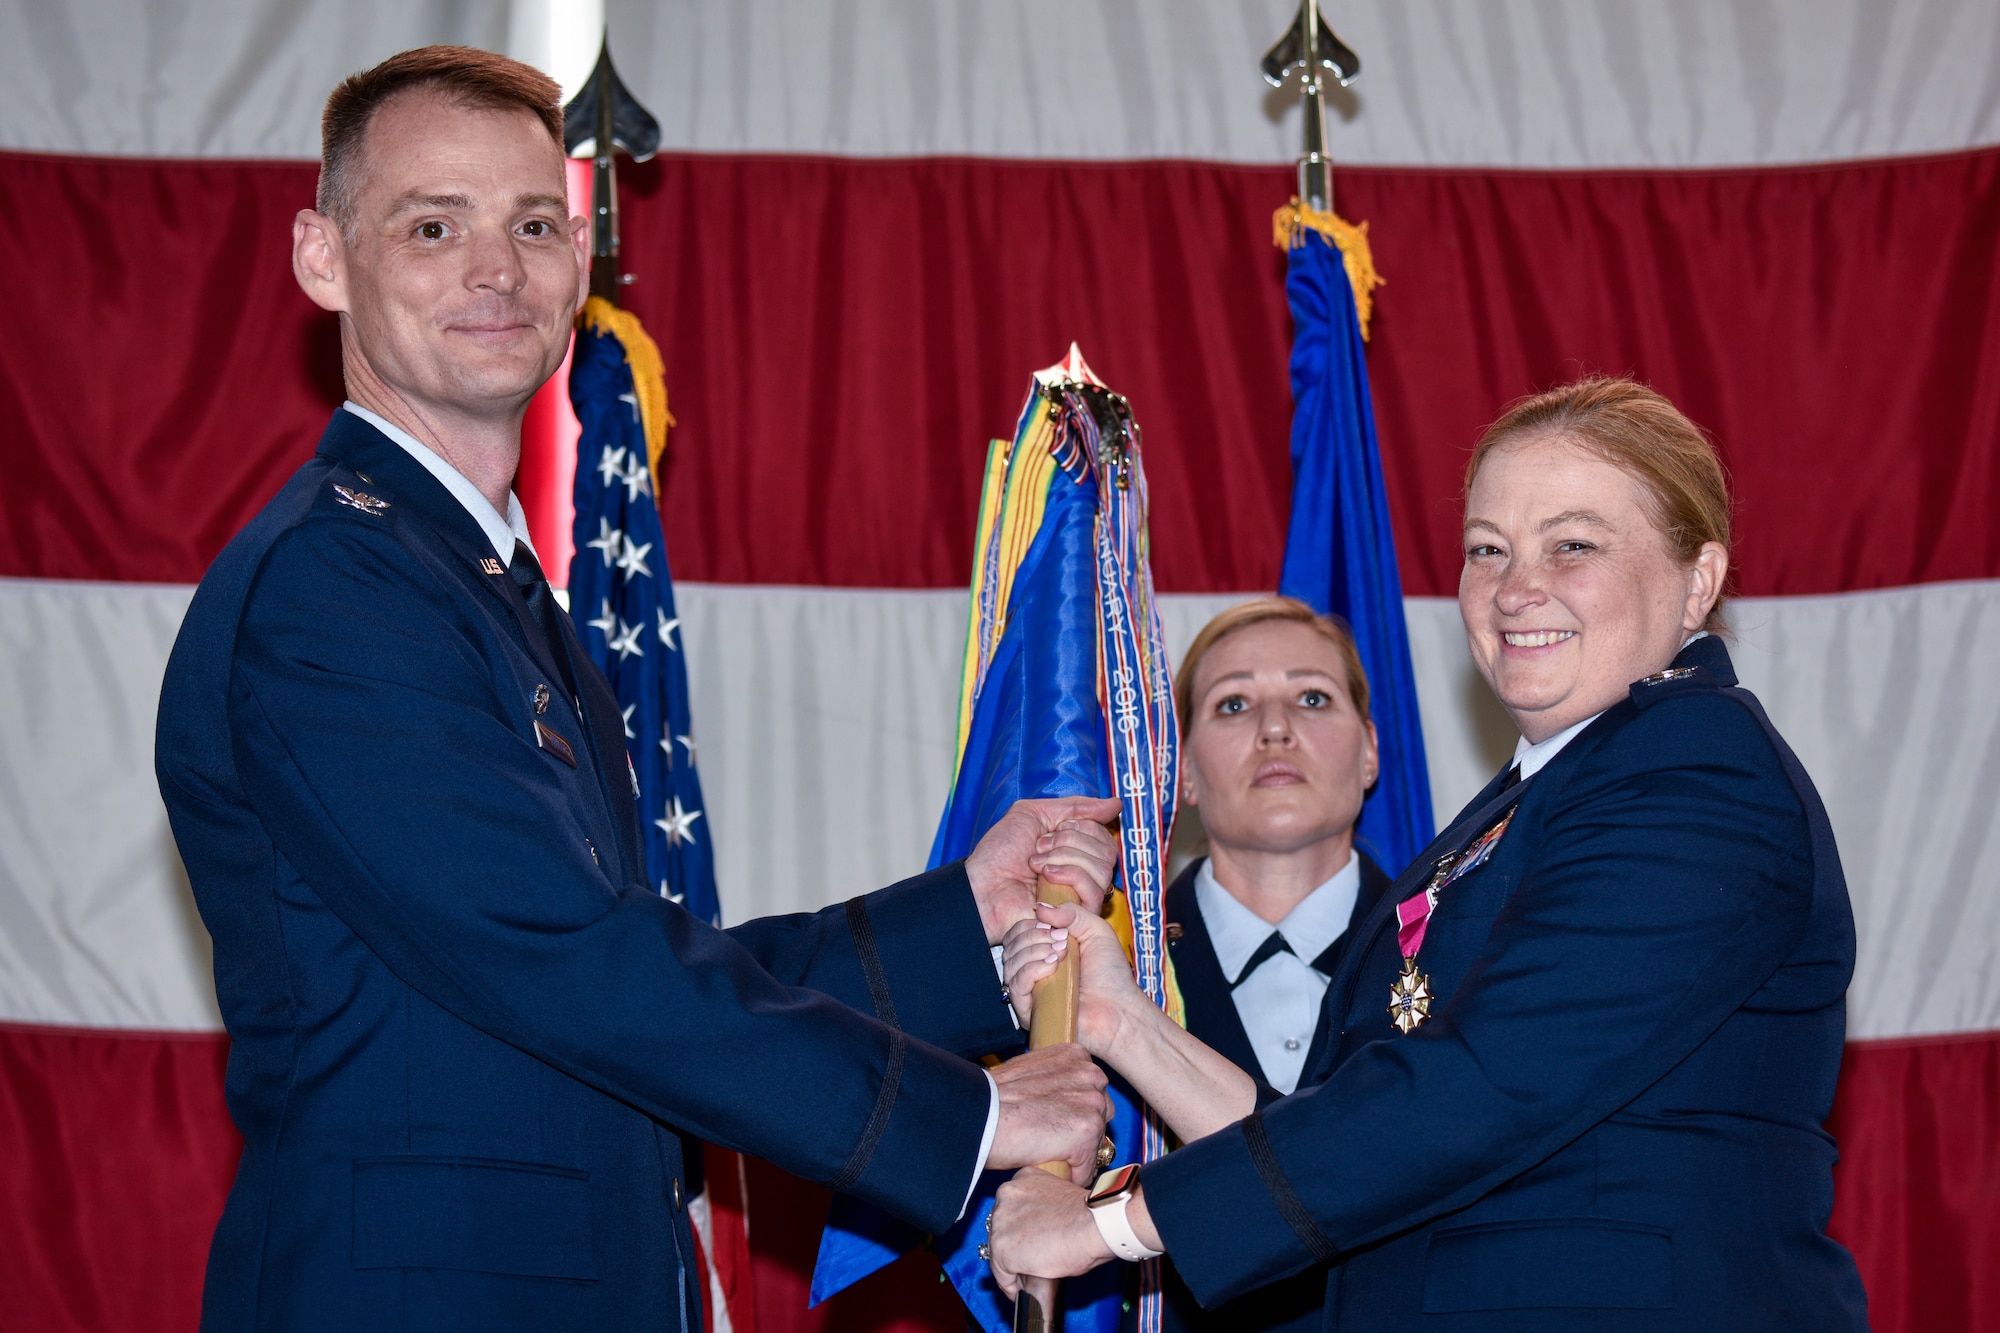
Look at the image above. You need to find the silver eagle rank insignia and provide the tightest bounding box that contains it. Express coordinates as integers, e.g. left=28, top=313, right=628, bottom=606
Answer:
left=333, top=484, right=391, bottom=517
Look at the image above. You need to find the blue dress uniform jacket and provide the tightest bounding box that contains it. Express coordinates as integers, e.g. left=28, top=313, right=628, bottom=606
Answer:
left=1139, top=636, right=1870, bottom=1330
left=1140, top=855, right=1391, bottom=1333
left=156, top=412, right=1016, bottom=1333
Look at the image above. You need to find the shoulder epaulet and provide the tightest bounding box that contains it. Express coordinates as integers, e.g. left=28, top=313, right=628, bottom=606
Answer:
left=1628, top=664, right=1720, bottom=710
left=312, top=462, right=397, bottom=523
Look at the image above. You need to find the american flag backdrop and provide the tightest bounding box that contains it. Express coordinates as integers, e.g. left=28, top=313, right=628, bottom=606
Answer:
left=4, top=7, right=2000, bottom=1333
left=566, top=297, right=719, bottom=926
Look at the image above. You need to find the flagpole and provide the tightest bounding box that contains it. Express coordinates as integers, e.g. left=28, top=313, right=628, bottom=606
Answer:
left=1261, top=0, right=1361, bottom=214
left=1012, top=875, right=1082, bottom=1333
left=562, top=35, right=661, bottom=305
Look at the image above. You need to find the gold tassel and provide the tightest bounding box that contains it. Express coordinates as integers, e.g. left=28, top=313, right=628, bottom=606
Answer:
left=1273, top=198, right=1383, bottom=341
left=579, top=295, right=679, bottom=493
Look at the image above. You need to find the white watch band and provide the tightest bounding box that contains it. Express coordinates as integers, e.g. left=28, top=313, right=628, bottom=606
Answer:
left=1090, top=1192, right=1164, bottom=1262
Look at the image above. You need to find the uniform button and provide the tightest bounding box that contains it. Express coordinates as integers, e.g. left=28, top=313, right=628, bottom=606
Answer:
left=670, top=1176, right=683, bottom=1210
left=1284, top=1038, right=1301, bottom=1051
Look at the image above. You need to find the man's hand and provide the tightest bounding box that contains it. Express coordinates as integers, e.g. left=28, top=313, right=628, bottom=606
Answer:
left=988, top=1167, right=1113, bottom=1297
left=965, top=796, right=1122, bottom=944
left=985, top=1044, right=1113, bottom=1177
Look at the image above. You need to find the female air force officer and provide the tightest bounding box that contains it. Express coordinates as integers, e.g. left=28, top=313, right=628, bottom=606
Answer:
left=1007, top=598, right=1393, bottom=1332
left=990, top=377, right=1868, bottom=1331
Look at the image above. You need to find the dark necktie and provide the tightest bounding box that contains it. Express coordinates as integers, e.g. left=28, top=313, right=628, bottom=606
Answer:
left=1500, top=763, right=1522, bottom=792
left=1231, top=930, right=1296, bottom=989
left=509, top=540, right=578, bottom=702
left=1232, top=924, right=1351, bottom=990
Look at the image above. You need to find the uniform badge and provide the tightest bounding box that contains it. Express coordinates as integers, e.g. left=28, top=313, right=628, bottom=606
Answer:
left=333, top=485, right=390, bottom=516
left=534, top=720, right=577, bottom=768
left=1639, top=666, right=1699, bottom=685
left=1387, top=959, right=1433, bottom=1034
left=480, top=557, right=505, bottom=576
left=1388, top=808, right=1517, bottom=1035
left=533, top=683, right=551, bottom=715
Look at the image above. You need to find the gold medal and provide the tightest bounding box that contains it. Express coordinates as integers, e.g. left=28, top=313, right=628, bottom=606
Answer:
left=1387, top=957, right=1432, bottom=1034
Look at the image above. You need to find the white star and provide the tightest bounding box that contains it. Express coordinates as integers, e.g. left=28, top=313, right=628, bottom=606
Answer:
left=596, top=446, right=628, bottom=489
left=621, top=703, right=637, bottom=740
left=621, top=454, right=653, bottom=503
left=615, top=534, right=654, bottom=580
left=656, top=797, right=703, bottom=847
left=660, top=725, right=676, bottom=766
left=656, top=607, right=680, bottom=651
left=676, top=734, right=698, bottom=768
left=608, top=618, right=646, bottom=661
left=586, top=599, right=617, bottom=638
left=660, top=880, right=684, bottom=904
left=586, top=518, right=623, bottom=567
left=619, top=391, right=641, bottom=423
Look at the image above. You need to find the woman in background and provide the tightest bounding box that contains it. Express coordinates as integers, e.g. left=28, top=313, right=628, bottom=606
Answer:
left=1009, top=596, right=1393, bottom=1332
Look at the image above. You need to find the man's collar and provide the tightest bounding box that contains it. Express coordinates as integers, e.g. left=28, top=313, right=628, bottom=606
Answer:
left=341, top=403, right=535, bottom=565
left=1194, top=852, right=1360, bottom=981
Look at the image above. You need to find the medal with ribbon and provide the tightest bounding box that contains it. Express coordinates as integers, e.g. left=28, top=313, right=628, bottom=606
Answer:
left=1387, top=808, right=1516, bottom=1033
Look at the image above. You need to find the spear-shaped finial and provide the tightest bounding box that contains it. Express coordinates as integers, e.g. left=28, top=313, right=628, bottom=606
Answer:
left=1261, top=0, right=1359, bottom=214
left=563, top=36, right=661, bottom=305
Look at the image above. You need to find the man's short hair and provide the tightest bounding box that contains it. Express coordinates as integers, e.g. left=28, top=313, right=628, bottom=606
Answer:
left=317, top=45, right=564, bottom=239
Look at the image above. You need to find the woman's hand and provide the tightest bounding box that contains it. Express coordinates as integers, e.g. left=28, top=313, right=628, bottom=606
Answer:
left=999, top=915, right=1065, bottom=1030
left=1016, top=904, right=1258, bottom=1143
left=987, top=1168, right=1114, bottom=1298
left=1001, top=899, right=1145, bottom=1057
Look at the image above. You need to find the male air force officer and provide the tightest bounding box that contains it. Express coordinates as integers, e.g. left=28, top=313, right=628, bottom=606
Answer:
left=156, top=47, right=1117, bottom=1332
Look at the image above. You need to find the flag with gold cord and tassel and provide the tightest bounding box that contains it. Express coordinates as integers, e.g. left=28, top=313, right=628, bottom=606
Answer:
left=1271, top=197, right=1434, bottom=875
left=567, top=295, right=719, bottom=925
left=813, top=346, right=1182, bottom=1333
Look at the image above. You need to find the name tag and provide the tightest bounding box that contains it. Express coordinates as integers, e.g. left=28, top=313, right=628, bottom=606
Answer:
left=534, top=720, right=577, bottom=768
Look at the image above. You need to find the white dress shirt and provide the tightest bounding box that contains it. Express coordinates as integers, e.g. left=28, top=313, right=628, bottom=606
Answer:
left=1511, top=712, right=1601, bottom=781
left=341, top=402, right=1000, bottom=1215
left=1196, top=853, right=1361, bottom=1094
left=342, top=402, right=538, bottom=565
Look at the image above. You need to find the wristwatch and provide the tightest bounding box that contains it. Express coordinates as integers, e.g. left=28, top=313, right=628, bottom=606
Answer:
left=1087, top=1164, right=1164, bottom=1262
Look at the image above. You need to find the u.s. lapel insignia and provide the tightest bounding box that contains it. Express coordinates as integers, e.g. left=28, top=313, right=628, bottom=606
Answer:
left=480, top=557, right=505, bottom=576
left=333, top=484, right=390, bottom=516
left=1388, top=958, right=1433, bottom=1034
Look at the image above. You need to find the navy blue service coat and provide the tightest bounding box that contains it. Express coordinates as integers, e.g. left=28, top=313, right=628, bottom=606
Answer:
left=156, top=412, right=1016, bottom=1332
left=1140, top=635, right=1869, bottom=1330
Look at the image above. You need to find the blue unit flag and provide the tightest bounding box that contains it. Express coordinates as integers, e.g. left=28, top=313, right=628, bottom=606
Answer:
left=814, top=347, right=1183, bottom=1333
left=1275, top=206, right=1435, bottom=876
left=568, top=297, right=718, bottom=925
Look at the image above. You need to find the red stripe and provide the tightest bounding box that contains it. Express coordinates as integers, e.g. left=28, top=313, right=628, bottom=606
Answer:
left=0, top=1024, right=235, bottom=1333
left=0, top=1020, right=1991, bottom=1331
left=1826, top=1031, right=2000, bottom=1331
left=4, top=148, right=1997, bottom=593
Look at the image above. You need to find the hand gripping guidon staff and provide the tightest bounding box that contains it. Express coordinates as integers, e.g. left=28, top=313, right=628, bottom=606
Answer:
left=999, top=875, right=1093, bottom=1333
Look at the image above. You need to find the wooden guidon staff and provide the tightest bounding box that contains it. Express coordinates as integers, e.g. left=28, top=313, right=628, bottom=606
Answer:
left=1011, top=877, right=1083, bottom=1333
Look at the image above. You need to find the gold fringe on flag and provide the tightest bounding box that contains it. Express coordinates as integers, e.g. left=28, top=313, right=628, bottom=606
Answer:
left=1273, top=198, right=1383, bottom=341
left=579, top=295, right=678, bottom=491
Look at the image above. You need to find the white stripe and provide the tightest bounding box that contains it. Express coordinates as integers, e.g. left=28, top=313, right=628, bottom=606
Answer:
left=1, top=576, right=1994, bottom=1040
left=4, top=1, right=1998, bottom=167
left=0, top=579, right=213, bottom=1030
